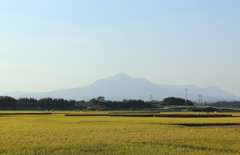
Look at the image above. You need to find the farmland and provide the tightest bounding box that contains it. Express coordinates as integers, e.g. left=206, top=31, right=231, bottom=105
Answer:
left=1, top=111, right=240, bottom=154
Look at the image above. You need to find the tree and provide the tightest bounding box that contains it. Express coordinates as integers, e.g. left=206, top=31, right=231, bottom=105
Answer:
left=97, top=96, right=105, bottom=102
left=161, top=97, right=194, bottom=106
left=0, top=96, right=17, bottom=108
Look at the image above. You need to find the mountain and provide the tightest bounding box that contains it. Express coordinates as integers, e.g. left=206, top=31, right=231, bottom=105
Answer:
left=2, top=91, right=29, bottom=97
left=156, top=84, right=239, bottom=102
left=16, top=73, right=179, bottom=101
left=1, top=73, right=239, bottom=102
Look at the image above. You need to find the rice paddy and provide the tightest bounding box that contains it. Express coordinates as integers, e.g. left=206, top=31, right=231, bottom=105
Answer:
left=0, top=111, right=240, bottom=154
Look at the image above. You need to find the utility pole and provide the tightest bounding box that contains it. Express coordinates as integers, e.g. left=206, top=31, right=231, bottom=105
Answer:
left=150, top=95, right=153, bottom=102
left=199, top=94, right=202, bottom=105
left=199, top=94, right=201, bottom=105
left=185, top=89, right=187, bottom=105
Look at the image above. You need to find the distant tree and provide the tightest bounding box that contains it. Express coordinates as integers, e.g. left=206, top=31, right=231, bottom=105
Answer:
left=161, top=97, right=194, bottom=106
left=17, top=97, right=37, bottom=108
left=80, top=100, right=85, bottom=104
left=97, top=96, right=105, bottom=102
left=0, top=96, right=17, bottom=108
left=89, top=98, right=97, bottom=106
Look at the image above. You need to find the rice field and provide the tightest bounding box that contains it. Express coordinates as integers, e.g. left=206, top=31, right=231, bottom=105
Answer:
left=1, top=111, right=240, bottom=154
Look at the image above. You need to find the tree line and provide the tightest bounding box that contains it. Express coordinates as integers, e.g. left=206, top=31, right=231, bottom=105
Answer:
left=87, top=97, right=154, bottom=109
left=211, top=101, right=240, bottom=108
left=0, top=96, right=155, bottom=109
left=0, top=96, right=78, bottom=109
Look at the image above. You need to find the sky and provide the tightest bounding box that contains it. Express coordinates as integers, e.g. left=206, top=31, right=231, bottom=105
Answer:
left=0, top=0, right=240, bottom=96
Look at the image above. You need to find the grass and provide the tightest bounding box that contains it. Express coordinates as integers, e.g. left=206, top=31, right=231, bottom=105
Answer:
left=0, top=111, right=240, bottom=154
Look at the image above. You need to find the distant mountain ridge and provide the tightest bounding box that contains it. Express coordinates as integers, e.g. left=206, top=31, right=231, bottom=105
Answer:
left=156, top=84, right=239, bottom=102
left=1, top=73, right=239, bottom=102
left=156, top=84, right=238, bottom=99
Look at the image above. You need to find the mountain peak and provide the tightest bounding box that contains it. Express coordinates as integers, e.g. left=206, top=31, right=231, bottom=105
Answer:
left=113, top=72, right=132, bottom=78
left=115, top=72, right=127, bottom=76
left=206, top=85, right=219, bottom=89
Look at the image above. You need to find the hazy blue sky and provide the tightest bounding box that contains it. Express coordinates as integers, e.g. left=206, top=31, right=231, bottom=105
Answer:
left=1, top=0, right=240, bottom=96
